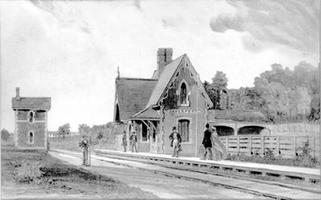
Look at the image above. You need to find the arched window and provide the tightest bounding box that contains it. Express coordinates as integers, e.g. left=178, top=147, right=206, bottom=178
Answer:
left=180, top=82, right=188, bottom=105
left=178, top=119, right=189, bottom=142
left=28, top=131, right=34, bottom=144
left=28, top=111, right=34, bottom=123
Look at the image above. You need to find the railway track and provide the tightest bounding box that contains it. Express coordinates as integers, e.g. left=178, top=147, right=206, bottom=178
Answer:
left=92, top=151, right=321, bottom=200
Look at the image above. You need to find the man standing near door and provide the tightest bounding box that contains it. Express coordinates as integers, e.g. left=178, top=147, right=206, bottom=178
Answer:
left=202, top=123, right=213, bottom=160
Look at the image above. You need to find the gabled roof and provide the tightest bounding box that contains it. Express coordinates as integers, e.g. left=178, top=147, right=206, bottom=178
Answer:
left=115, top=78, right=157, bottom=121
left=145, top=54, right=213, bottom=109
left=145, top=55, right=184, bottom=108
left=12, top=97, right=51, bottom=110
left=132, top=106, right=160, bottom=120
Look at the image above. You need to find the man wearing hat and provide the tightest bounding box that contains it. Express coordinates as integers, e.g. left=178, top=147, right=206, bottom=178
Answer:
left=129, top=130, right=138, bottom=152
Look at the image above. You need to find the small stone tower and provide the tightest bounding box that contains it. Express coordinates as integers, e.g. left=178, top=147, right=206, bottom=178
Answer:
left=11, top=88, right=51, bottom=150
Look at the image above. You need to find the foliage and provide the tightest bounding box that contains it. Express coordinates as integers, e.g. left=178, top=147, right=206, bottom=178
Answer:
left=204, top=71, right=229, bottom=109
left=263, top=148, right=275, bottom=161
left=14, top=160, right=43, bottom=183
left=295, top=140, right=319, bottom=168
left=78, top=124, right=91, bottom=136
left=226, top=144, right=319, bottom=168
left=163, top=87, right=178, bottom=110
left=207, top=61, right=320, bottom=122
left=1, top=128, right=10, bottom=141
left=58, top=123, right=71, bottom=138
left=96, top=132, right=104, bottom=140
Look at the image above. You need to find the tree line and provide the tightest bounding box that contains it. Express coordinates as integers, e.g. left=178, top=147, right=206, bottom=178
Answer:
left=203, top=61, right=320, bottom=123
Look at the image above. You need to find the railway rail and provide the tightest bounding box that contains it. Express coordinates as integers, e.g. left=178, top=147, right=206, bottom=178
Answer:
left=90, top=150, right=321, bottom=200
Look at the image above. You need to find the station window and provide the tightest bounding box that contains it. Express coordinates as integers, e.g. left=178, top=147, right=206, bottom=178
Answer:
left=178, top=119, right=189, bottom=142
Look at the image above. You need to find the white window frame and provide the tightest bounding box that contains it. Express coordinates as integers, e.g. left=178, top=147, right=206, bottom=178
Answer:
left=178, top=80, right=190, bottom=107
left=176, top=117, right=192, bottom=144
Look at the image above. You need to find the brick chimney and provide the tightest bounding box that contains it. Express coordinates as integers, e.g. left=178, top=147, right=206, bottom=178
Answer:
left=16, top=87, right=20, bottom=100
left=157, top=48, right=173, bottom=76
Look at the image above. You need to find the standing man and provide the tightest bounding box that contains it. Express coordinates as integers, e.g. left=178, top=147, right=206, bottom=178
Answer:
left=129, top=130, right=138, bottom=152
left=79, top=136, right=89, bottom=166
left=202, top=123, right=213, bottom=160
left=122, top=131, right=127, bottom=152
left=169, top=126, right=182, bottom=157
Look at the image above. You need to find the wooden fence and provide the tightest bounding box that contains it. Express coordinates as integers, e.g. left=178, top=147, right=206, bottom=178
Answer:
left=219, top=135, right=320, bottom=159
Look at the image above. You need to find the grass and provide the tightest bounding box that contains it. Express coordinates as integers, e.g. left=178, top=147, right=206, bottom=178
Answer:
left=1, top=143, right=157, bottom=199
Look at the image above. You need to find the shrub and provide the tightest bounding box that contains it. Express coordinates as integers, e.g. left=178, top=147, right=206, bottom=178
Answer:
left=1, top=129, right=10, bottom=141
left=295, top=140, right=319, bottom=168
left=263, top=148, right=275, bottom=161
left=14, top=160, right=43, bottom=183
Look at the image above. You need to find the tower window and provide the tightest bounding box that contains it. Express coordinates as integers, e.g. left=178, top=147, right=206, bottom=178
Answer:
left=28, top=131, right=34, bottom=144
left=28, top=111, right=35, bottom=123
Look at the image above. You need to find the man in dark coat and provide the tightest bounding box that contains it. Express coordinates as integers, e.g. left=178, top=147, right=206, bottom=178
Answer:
left=202, top=123, right=213, bottom=160
left=169, top=126, right=182, bottom=157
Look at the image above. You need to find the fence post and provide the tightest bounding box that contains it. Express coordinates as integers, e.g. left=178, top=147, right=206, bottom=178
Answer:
left=237, top=135, right=240, bottom=153
left=261, top=135, right=265, bottom=156
left=276, top=136, right=280, bottom=155
left=226, top=137, right=229, bottom=153
left=312, top=136, right=316, bottom=159
left=249, top=136, right=252, bottom=155
left=293, top=136, right=297, bottom=158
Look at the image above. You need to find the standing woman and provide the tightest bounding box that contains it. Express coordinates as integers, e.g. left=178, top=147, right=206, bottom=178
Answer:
left=202, top=123, right=213, bottom=160
left=211, top=126, right=227, bottom=160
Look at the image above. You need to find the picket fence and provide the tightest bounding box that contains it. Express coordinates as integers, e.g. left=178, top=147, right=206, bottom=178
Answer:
left=219, top=135, right=320, bottom=159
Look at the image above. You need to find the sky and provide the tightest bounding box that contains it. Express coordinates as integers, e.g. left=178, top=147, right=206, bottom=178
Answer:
left=1, top=0, right=319, bottom=132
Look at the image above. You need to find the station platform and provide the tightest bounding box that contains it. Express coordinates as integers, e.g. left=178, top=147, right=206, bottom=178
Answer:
left=95, top=149, right=320, bottom=184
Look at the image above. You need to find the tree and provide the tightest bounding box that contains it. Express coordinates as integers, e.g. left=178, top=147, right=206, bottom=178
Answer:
left=78, top=124, right=91, bottom=136
left=204, top=71, right=229, bottom=109
left=58, top=123, right=71, bottom=138
left=1, top=129, right=10, bottom=141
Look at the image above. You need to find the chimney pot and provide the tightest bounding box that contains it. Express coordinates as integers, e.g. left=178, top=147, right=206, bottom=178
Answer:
left=16, top=87, right=20, bottom=99
left=157, top=48, right=173, bottom=77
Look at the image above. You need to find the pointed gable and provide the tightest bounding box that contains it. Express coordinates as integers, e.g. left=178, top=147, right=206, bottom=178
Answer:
left=115, top=78, right=157, bottom=121
left=144, top=55, right=212, bottom=109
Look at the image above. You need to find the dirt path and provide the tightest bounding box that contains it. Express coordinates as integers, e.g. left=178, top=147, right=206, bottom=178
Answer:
left=1, top=146, right=157, bottom=199
left=49, top=150, right=277, bottom=199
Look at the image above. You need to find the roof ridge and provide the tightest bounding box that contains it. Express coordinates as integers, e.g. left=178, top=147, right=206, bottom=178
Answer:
left=117, top=77, right=158, bottom=81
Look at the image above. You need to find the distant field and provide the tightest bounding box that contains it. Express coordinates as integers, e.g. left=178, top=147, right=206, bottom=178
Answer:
left=49, top=136, right=82, bottom=152
left=1, top=144, right=156, bottom=199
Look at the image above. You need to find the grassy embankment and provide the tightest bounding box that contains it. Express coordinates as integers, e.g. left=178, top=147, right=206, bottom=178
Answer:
left=1, top=143, right=156, bottom=199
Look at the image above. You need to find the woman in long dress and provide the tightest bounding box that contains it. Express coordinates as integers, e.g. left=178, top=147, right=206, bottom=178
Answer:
left=211, top=126, right=227, bottom=161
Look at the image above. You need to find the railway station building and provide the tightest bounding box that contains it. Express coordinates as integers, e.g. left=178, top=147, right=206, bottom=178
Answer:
left=114, top=48, right=213, bottom=156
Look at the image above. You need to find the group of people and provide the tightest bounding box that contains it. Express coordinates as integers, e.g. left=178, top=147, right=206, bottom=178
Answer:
left=79, top=122, right=225, bottom=166
left=169, top=123, right=226, bottom=160
left=122, top=130, right=138, bottom=153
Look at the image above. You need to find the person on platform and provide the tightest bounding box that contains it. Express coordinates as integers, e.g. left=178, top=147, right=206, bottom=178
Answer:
left=202, top=123, right=213, bottom=160
left=169, top=126, right=182, bottom=157
left=129, top=130, right=138, bottom=153
left=122, top=131, right=127, bottom=152
left=211, top=126, right=227, bottom=161
left=79, top=136, right=90, bottom=166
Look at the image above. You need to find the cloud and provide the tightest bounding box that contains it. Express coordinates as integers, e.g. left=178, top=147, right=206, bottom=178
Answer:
left=209, top=0, right=319, bottom=54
